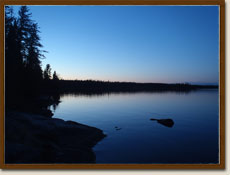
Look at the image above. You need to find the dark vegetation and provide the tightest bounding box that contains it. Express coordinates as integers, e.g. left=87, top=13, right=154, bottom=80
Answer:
left=5, top=6, right=60, bottom=109
left=57, top=80, right=218, bottom=94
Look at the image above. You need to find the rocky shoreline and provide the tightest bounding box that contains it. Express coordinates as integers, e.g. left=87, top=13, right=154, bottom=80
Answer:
left=5, top=111, right=106, bottom=163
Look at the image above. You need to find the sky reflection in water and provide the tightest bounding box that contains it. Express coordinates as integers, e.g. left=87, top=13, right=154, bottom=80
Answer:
left=52, top=90, right=219, bottom=163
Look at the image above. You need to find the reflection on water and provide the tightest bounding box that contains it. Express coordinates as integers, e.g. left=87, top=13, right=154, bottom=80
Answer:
left=52, top=89, right=219, bottom=164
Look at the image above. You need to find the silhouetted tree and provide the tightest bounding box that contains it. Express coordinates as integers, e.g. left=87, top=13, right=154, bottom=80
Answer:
left=5, top=6, right=14, bottom=37
left=5, top=7, right=21, bottom=69
left=26, top=23, right=44, bottom=82
left=44, top=64, right=52, bottom=81
left=5, top=5, right=47, bottom=104
left=17, top=6, right=45, bottom=95
left=18, top=6, right=33, bottom=64
left=5, top=6, right=24, bottom=104
left=53, top=71, right=59, bottom=81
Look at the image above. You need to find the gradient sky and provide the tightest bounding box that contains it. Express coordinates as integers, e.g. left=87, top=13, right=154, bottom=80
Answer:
left=11, top=5, right=219, bottom=84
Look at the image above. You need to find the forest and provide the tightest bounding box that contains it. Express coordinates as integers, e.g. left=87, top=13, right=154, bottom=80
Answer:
left=5, top=6, right=61, bottom=108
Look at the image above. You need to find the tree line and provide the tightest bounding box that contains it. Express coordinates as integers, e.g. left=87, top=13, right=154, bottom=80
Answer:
left=5, top=6, right=59, bottom=107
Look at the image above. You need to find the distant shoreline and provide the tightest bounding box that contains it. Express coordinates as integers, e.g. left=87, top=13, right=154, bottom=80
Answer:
left=49, top=80, right=218, bottom=94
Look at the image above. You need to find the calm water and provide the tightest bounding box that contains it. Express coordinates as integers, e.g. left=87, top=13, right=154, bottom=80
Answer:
left=52, top=90, right=219, bottom=164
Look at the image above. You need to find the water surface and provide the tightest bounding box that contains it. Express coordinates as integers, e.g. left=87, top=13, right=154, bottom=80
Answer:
left=52, top=90, right=219, bottom=164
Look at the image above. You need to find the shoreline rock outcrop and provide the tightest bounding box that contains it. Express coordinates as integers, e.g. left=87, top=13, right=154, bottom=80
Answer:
left=5, top=111, right=106, bottom=163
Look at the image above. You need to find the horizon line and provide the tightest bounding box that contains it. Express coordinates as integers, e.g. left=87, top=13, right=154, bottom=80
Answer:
left=57, top=78, right=219, bottom=86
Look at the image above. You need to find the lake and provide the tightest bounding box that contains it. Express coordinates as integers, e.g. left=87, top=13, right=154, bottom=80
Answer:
left=52, top=89, right=219, bottom=164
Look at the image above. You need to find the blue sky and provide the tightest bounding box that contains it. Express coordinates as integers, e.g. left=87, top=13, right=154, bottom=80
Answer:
left=11, top=5, right=219, bottom=84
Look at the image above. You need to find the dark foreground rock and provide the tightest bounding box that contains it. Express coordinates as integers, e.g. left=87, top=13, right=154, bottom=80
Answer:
left=5, top=111, right=106, bottom=163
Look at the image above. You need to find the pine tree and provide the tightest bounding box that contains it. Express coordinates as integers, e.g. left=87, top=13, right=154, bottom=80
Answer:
left=5, top=6, right=23, bottom=100
left=17, top=6, right=45, bottom=95
left=5, top=6, right=14, bottom=37
left=53, top=71, right=59, bottom=81
left=44, top=64, right=52, bottom=81
left=18, top=6, right=33, bottom=64
left=27, top=23, right=44, bottom=81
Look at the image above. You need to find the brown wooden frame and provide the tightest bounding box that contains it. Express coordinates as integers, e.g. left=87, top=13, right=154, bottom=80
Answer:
left=0, top=0, right=225, bottom=169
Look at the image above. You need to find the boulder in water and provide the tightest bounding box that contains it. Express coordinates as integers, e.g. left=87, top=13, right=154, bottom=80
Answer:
left=150, top=118, right=174, bottom=128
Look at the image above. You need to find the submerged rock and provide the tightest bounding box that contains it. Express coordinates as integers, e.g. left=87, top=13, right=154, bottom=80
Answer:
left=115, top=126, right=122, bottom=131
left=5, top=111, right=106, bottom=163
left=150, top=118, right=174, bottom=128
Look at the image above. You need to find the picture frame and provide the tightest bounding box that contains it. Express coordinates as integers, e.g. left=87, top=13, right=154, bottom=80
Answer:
left=0, top=0, right=225, bottom=169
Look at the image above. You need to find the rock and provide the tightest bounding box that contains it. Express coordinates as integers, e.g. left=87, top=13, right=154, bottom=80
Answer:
left=38, top=109, right=54, bottom=117
left=5, top=111, right=106, bottom=163
left=115, top=126, right=122, bottom=130
left=150, top=118, right=174, bottom=128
